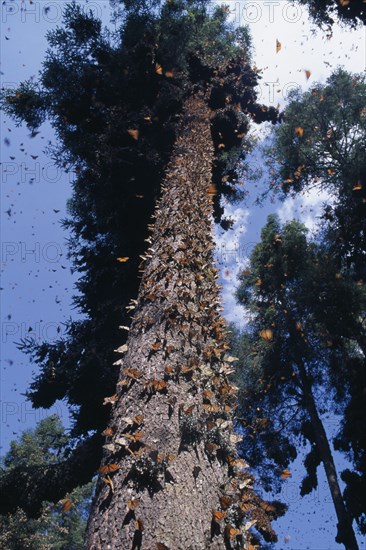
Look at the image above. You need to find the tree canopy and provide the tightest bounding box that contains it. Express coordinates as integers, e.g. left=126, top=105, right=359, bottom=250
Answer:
left=295, top=0, right=366, bottom=29
left=236, top=67, right=366, bottom=542
left=0, top=416, right=95, bottom=549
left=234, top=214, right=366, bottom=542
left=265, top=68, right=366, bottom=276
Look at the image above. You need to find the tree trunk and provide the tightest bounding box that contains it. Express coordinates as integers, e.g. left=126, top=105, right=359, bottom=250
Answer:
left=85, top=94, right=258, bottom=549
left=295, top=358, right=359, bottom=550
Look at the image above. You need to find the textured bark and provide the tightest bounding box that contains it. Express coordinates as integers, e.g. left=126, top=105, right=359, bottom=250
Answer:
left=295, top=357, right=359, bottom=550
left=85, top=95, right=267, bottom=549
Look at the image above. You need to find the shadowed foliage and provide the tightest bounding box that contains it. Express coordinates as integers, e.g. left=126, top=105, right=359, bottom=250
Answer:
left=234, top=215, right=365, bottom=547
left=261, top=73, right=366, bottom=529
left=294, top=0, right=366, bottom=29
left=0, top=416, right=95, bottom=549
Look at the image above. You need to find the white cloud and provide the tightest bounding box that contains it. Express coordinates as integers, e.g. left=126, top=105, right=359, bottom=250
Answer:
left=225, top=1, right=366, bottom=110
left=277, top=187, right=331, bottom=232
left=214, top=204, right=252, bottom=325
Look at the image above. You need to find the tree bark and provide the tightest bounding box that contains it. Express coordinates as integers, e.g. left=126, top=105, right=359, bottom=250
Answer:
left=295, top=357, right=359, bottom=550
left=85, top=94, right=259, bottom=549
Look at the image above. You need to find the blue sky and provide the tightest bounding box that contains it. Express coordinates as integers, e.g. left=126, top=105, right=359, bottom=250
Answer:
left=1, top=1, right=365, bottom=548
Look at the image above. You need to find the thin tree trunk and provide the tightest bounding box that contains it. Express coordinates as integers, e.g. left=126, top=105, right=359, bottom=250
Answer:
left=295, top=357, right=359, bottom=550
left=85, top=94, right=257, bottom=549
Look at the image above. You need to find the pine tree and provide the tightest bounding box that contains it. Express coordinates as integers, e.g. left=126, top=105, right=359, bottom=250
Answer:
left=235, top=215, right=365, bottom=548
left=1, top=1, right=281, bottom=546
left=263, top=68, right=366, bottom=538
left=0, top=416, right=94, bottom=550
left=265, top=68, right=366, bottom=278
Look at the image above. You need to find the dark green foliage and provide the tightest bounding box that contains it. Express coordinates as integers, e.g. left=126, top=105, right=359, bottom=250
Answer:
left=1, top=416, right=69, bottom=473
left=261, top=70, right=366, bottom=534
left=235, top=215, right=366, bottom=533
left=335, top=357, right=366, bottom=534
left=0, top=483, right=93, bottom=550
left=294, top=0, right=366, bottom=29
left=234, top=216, right=318, bottom=492
left=301, top=443, right=321, bottom=496
left=266, top=69, right=366, bottom=196
left=230, top=328, right=298, bottom=494
left=0, top=416, right=95, bottom=549
left=265, top=68, right=366, bottom=276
